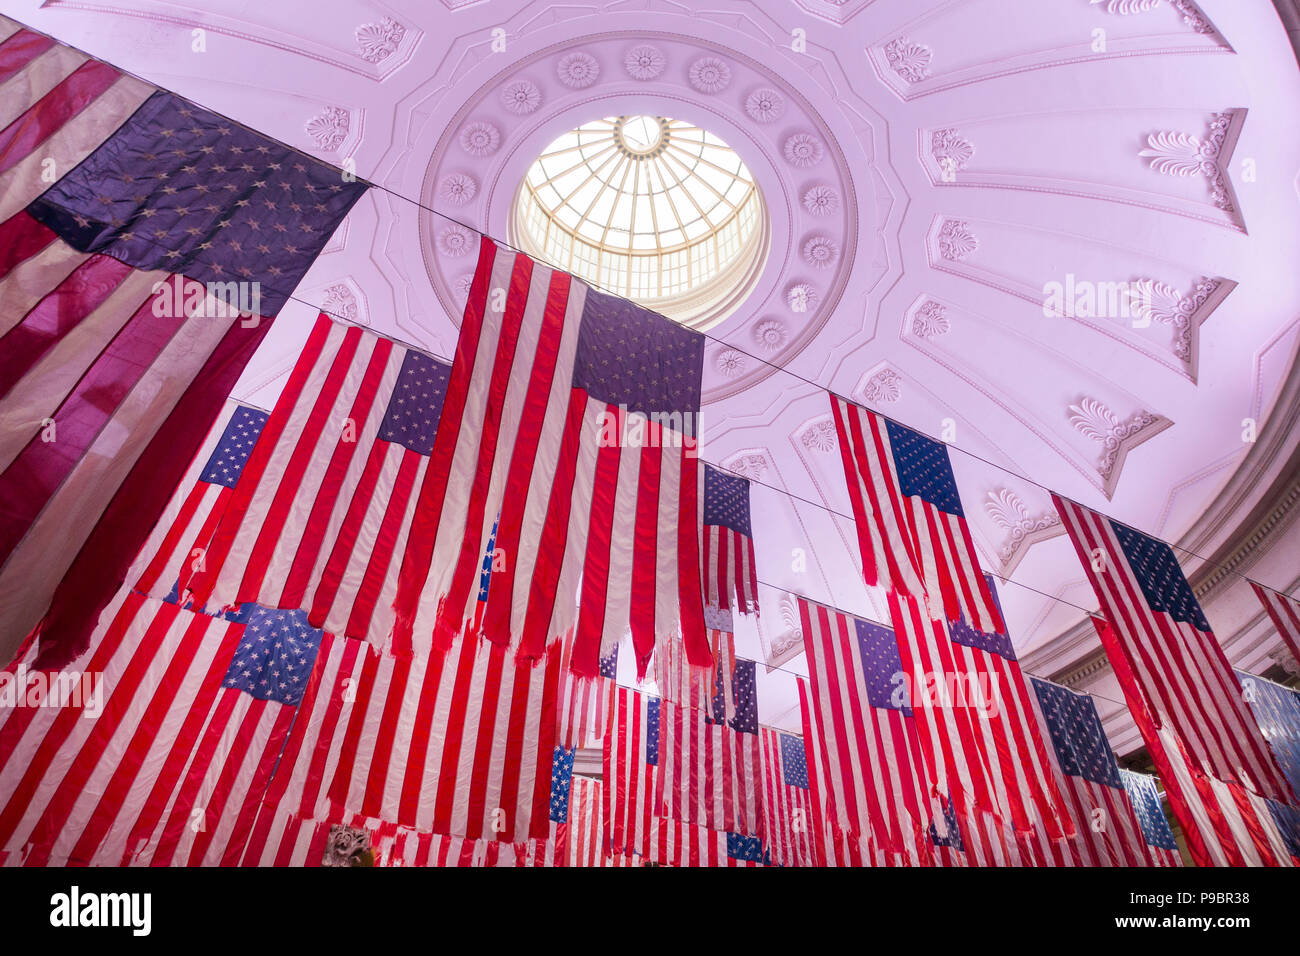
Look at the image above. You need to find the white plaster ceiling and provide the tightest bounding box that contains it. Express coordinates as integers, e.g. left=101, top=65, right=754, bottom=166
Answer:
left=7, top=0, right=1299, bottom=733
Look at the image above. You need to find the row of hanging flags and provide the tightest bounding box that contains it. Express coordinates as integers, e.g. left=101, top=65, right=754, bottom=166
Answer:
left=1, top=14, right=1299, bottom=866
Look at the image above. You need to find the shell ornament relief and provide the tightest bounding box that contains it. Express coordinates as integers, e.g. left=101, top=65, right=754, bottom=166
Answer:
left=355, top=17, right=405, bottom=64
left=911, top=300, right=950, bottom=339
left=305, top=107, right=349, bottom=151
left=800, top=419, right=837, bottom=453
left=883, top=38, right=932, bottom=84
left=861, top=368, right=902, bottom=404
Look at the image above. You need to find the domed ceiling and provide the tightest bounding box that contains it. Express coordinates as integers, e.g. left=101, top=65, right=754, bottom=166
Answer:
left=12, top=0, right=1300, bottom=743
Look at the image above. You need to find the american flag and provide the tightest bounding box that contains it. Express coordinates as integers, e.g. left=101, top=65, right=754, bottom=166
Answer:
left=1236, top=668, right=1300, bottom=797
left=556, top=773, right=606, bottom=867
left=388, top=239, right=710, bottom=672
left=653, top=611, right=735, bottom=722
left=127, top=402, right=269, bottom=604
left=795, top=596, right=940, bottom=866
left=701, top=464, right=759, bottom=616
left=655, top=659, right=763, bottom=836
left=829, top=395, right=1002, bottom=634
left=1060, top=494, right=1298, bottom=865
left=1119, top=770, right=1184, bottom=867
left=603, top=686, right=660, bottom=860
left=1026, top=677, right=1161, bottom=866
left=556, top=632, right=618, bottom=749
left=0, top=16, right=364, bottom=667
left=760, top=727, right=816, bottom=867
left=611, top=820, right=766, bottom=867
left=0, top=591, right=322, bottom=866
left=176, top=314, right=452, bottom=649
left=1251, top=582, right=1300, bottom=672
left=888, top=588, right=1073, bottom=847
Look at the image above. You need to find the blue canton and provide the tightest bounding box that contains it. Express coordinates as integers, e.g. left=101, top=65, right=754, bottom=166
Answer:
left=1120, top=770, right=1179, bottom=851
left=221, top=604, right=323, bottom=706
left=598, top=642, right=619, bottom=680
left=884, top=418, right=964, bottom=517
left=726, top=832, right=768, bottom=864
left=949, top=573, right=1017, bottom=660
left=702, top=464, right=752, bottom=536
left=646, top=697, right=660, bottom=766
left=571, top=287, right=704, bottom=423
left=928, top=793, right=965, bottom=851
left=381, top=350, right=451, bottom=455
left=1111, top=520, right=1211, bottom=631
left=854, top=616, right=910, bottom=714
left=28, top=90, right=367, bottom=314
left=779, top=733, right=810, bottom=790
left=549, top=746, right=575, bottom=824
left=478, top=513, right=499, bottom=603
left=1030, top=677, right=1122, bottom=788
left=199, top=405, right=268, bottom=487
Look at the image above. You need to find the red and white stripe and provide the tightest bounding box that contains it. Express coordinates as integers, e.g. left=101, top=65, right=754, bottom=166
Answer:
left=637, top=818, right=762, bottom=867
left=760, top=727, right=816, bottom=867
left=1120, top=770, right=1185, bottom=868
left=0, top=592, right=300, bottom=867
left=1057, top=494, right=1295, bottom=866
left=888, top=591, right=1073, bottom=847
left=603, top=686, right=661, bottom=859
left=126, top=401, right=252, bottom=601
left=319, top=629, right=562, bottom=843
left=654, top=698, right=762, bottom=837
left=179, top=315, right=443, bottom=651
left=1022, top=682, right=1157, bottom=867
left=702, top=523, right=758, bottom=616
left=829, top=394, right=1001, bottom=634
left=796, top=597, right=937, bottom=866
left=654, top=629, right=735, bottom=722
left=556, top=630, right=614, bottom=749
left=1252, top=581, right=1300, bottom=672
left=556, top=775, right=606, bottom=867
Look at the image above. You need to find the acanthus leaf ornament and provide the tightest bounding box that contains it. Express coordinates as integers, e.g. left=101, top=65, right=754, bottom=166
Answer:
left=985, top=488, right=1061, bottom=566
left=937, top=219, right=978, bottom=261
left=355, top=17, right=405, bottom=64
left=1139, top=112, right=1236, bottom=212
left=1068, top=398, right=1162, bottom=483
left=861, top=368, right=902, bottom=404
left=911, top=300, right=950, bottom=339
left=305, top=107, right=349, bottom=152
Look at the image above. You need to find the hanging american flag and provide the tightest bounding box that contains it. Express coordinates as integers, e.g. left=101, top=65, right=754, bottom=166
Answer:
left=1057, top=494, right=1298, bottom=866
left=701, top=464, right=759, bottom=616
left=655, top=659, right=763, bottom=836
left=603, top=686, right=660, bottom=860
left=829, top=394, right=1002, bottom=633
left=556, top=774, right=606, bottom=867
left=127, top=402, right=269, bottom=604
left=556, top=632, right=618, bottom=749
left=890, top=587, right=1073, bottom=846
left=1119, top=770, right=1184, bottom=867
left=1026, top=677, right=1159, bottom=866
left=0, top=591, right=323, bottom=866
left=388, top=238, right=710, bottom=671
left=1236, top=669, right=1300, bottom=797
left=1251, top=582, right=1300, bottom=671
left=795, top=595, right=941, bottom=866
left=760, top=727, right=816, bottom=867
left=654, top=608, right=735, bottom=722
left=0, top=17, right=366, bottom=668
left=177, top=314, right=452, bottom=648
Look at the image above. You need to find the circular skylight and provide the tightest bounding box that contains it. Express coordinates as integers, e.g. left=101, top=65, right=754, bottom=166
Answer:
left=513, top=115, right=768, bottom=327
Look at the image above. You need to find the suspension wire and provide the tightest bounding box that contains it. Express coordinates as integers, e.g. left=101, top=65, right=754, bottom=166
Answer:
left=21, top=21, right=1291, bottom=720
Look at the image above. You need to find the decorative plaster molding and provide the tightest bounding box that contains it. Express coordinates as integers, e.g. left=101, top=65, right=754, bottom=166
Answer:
left=883, top=37, right=932, bottom=83
left=321, top=282, right=360, bottom=324
left=985, top=487, right=1062, bottom=572
left=355, top=17, right=405, bottom=64
left=1126, top=276, right=1220, bottom=363
left=715, top=348, right=746, bottom=377
left=910, top=299, right=950, bottom=339
left=861, top=367, right=902, bottom=404
left=930, top=128, right=973, bottom=176
left=802, top=235, right=838, bottom=269
left=937, top=219, right=977, bottom=260
left=799, top=418, right=837, bottom=453
left=305, top=106, right=349, bottom=151
left=1139, top=111, right=1236, bottom=212
left=786, top=283, right=818, bottom=313
left=438, top=173, right=478, bottom=206
left=745, top=88, right=784, bottom=123
left=624, top=44, right=666, bottom=80
left=557, top=51, right=600, bottom=88
left=723, top=451, right=771, bottom=482
left=783, top=133, right=825, bottom=168
left=688, top=56, right=732, bottom=94
left=1067, top=398, right=1169, bottom=488
left=753, top=318, right=788, bottom=353
left=802, top=184, right=839, bottom=217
